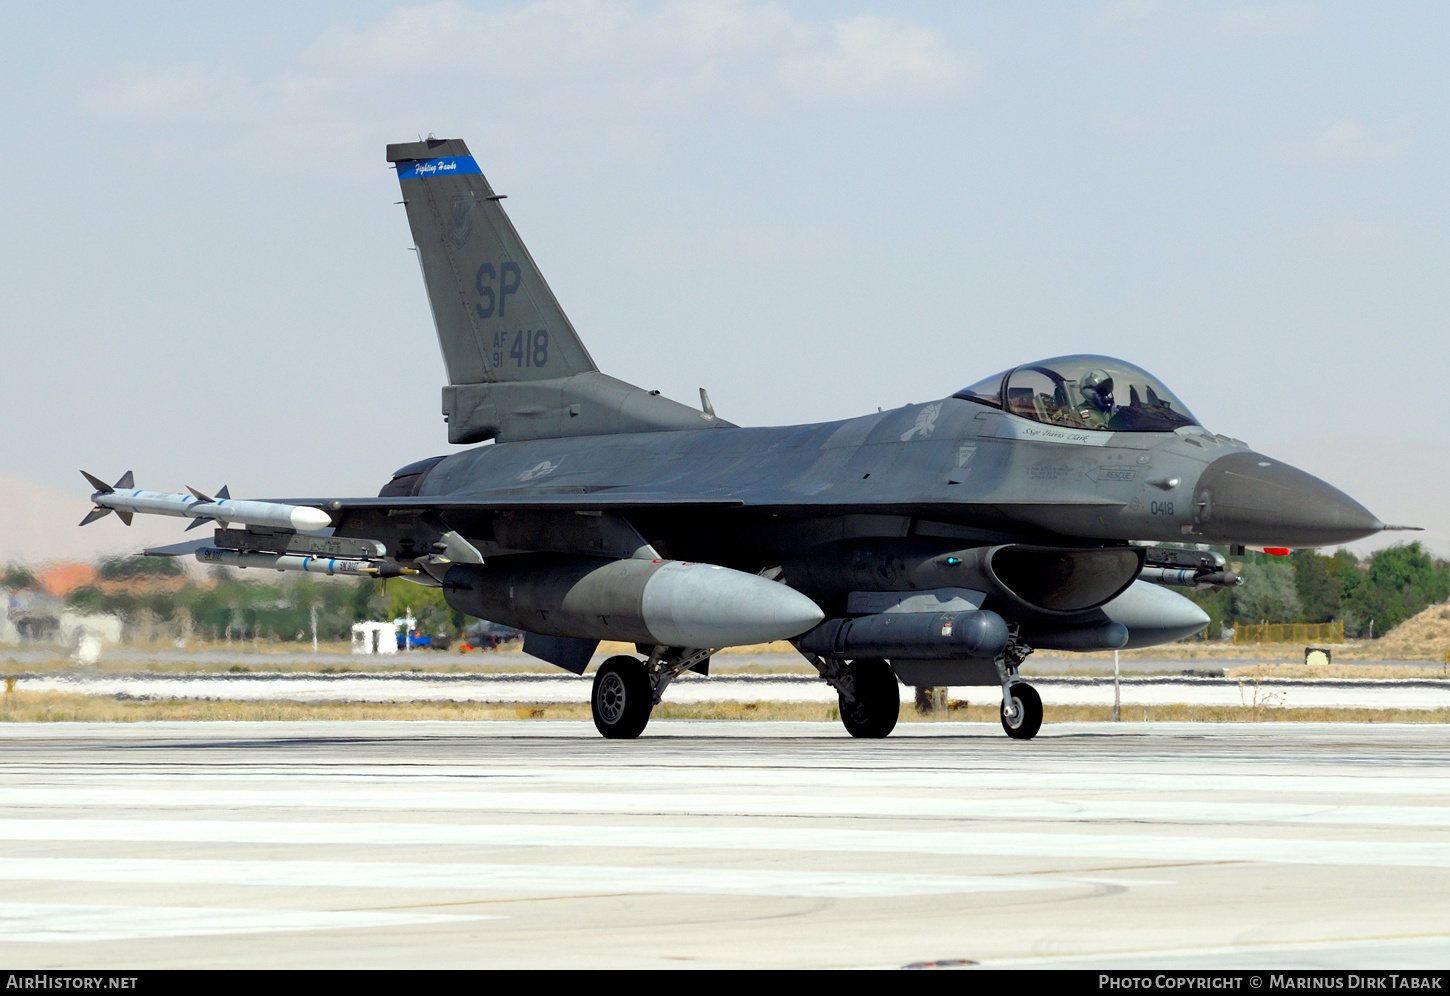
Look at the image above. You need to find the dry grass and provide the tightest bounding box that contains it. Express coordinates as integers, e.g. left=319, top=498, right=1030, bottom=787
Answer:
left=1380, top=604, right=1450, bottom=654
left=4, top=689, right=1450, bottom=725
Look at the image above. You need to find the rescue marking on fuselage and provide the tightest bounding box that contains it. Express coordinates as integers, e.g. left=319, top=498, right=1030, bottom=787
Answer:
left=901, top=403, right=943, bottom=441
left=518, top=461, right=559, bottom=482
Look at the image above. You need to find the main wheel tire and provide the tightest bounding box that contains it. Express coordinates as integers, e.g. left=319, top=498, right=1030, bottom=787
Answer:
left=839, top=659, right=900, bottom=739
left=1000, top=681, right=1043, bottom=740
left=591, top=656, right=653, bottom=739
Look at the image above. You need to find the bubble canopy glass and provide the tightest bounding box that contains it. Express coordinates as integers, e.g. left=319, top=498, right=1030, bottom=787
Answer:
left=955, top=355, right=1199, bottom=433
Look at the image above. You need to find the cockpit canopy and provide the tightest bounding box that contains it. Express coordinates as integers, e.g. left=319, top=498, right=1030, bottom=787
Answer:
left=956, top=355, right=1199, bottom=433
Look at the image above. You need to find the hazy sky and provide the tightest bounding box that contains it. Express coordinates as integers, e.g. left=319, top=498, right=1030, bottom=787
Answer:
left=2, top=2, right=1445, bottom=512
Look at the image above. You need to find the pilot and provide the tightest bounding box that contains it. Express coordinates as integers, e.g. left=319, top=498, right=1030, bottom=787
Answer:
left=1078, top=369, right=1115, bottom=427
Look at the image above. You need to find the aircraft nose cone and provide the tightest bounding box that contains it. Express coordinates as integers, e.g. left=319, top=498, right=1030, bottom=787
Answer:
left=1194, top=451, right=1383, bottom=547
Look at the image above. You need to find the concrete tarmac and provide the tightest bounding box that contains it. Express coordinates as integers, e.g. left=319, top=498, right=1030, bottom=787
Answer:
left=14, top=670, right=1450, bottom=710
left=2, top=720, right=1449, bottom=968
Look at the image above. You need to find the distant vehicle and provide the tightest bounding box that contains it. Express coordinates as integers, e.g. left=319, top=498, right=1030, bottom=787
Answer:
left=461, top=620, right=523, bottom=650
left=107, top=137, right=1395, bottom=741
left=397, top=629, right=430, bottom=650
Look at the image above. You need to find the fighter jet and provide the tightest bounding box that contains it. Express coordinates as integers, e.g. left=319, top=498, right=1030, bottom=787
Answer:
left=88, top=137, right=1388, bottom=741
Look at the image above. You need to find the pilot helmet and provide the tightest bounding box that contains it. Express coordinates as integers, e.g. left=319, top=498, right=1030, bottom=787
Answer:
left=1080, top=369, right=1114, bottom=410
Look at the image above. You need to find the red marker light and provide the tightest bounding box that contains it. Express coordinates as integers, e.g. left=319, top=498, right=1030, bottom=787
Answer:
left=1264, top=547, right=1290, bottom=556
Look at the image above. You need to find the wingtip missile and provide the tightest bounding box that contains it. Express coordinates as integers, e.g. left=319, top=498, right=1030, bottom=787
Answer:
left=80, top=475, right=333, bottom=533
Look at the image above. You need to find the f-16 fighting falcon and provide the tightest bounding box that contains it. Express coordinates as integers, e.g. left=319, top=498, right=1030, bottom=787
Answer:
left=83, top=137, right=1390, bottom=741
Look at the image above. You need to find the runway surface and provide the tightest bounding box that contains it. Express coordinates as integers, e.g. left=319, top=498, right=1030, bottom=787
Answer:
left=2, top=721, right=1450, bottom=968
left=14, top=670, right=1450, bottom=710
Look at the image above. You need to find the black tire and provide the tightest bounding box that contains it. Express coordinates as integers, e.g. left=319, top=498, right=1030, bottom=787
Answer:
left=591, top=656, right=653, bottom=739
left=1000, top=682, right=1043, bottom=740
left=839, top=659, right=900, bottom=739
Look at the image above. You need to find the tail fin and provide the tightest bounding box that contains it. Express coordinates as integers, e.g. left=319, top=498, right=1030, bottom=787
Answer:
left=387, top=138, right=594, bottom=386
left=388, top=138, right=727, bottom=443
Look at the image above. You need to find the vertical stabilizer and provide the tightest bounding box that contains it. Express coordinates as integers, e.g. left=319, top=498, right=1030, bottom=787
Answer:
left=389, top=138, right=729, bottom=444
left=388, top=138, right=594, bottom=385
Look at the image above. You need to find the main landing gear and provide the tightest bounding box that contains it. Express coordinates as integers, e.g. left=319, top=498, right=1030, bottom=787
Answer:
left=802, top=656, right=900, bottom=739
left=589, top=647, right=714, bottom=739
left=591, top=656, right=653, bottom=739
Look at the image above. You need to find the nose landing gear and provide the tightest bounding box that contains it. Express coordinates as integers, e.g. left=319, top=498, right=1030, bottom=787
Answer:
left=996, top=628, right=1042, bottom=740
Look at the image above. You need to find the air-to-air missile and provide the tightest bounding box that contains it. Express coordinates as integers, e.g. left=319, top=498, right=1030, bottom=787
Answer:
left=195, top=548, right=414, bottom=579
left=79, top=471, right=331, bottom=532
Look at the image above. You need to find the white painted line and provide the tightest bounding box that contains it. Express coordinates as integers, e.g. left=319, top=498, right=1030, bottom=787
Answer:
left=8, top=783, right=1450, bottom=818
left=0, top=902, right=498, bottom=944
left=0, top=857, right=1164, bottom=900
left=0, top=818, right=1447, bottom=870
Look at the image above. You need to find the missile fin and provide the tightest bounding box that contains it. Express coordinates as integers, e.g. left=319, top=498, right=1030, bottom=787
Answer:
left=116, top=509, right=134, bottom=526
left=216, top=485, right=231, bottom=500
left=79, top=507, right=112, bottom=527
left=114, top=471, right=134, bottom=490
left=81, top=470, right=112, bottom=494
left=186, top=486, right=214, bottom=503
left=184, top=516, right=214, bottom=532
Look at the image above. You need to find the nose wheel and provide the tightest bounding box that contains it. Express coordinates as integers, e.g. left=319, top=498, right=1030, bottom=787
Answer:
left=591, top=655, right=653, bottom=739
left=1000, top=682, right=1042, bottom=740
